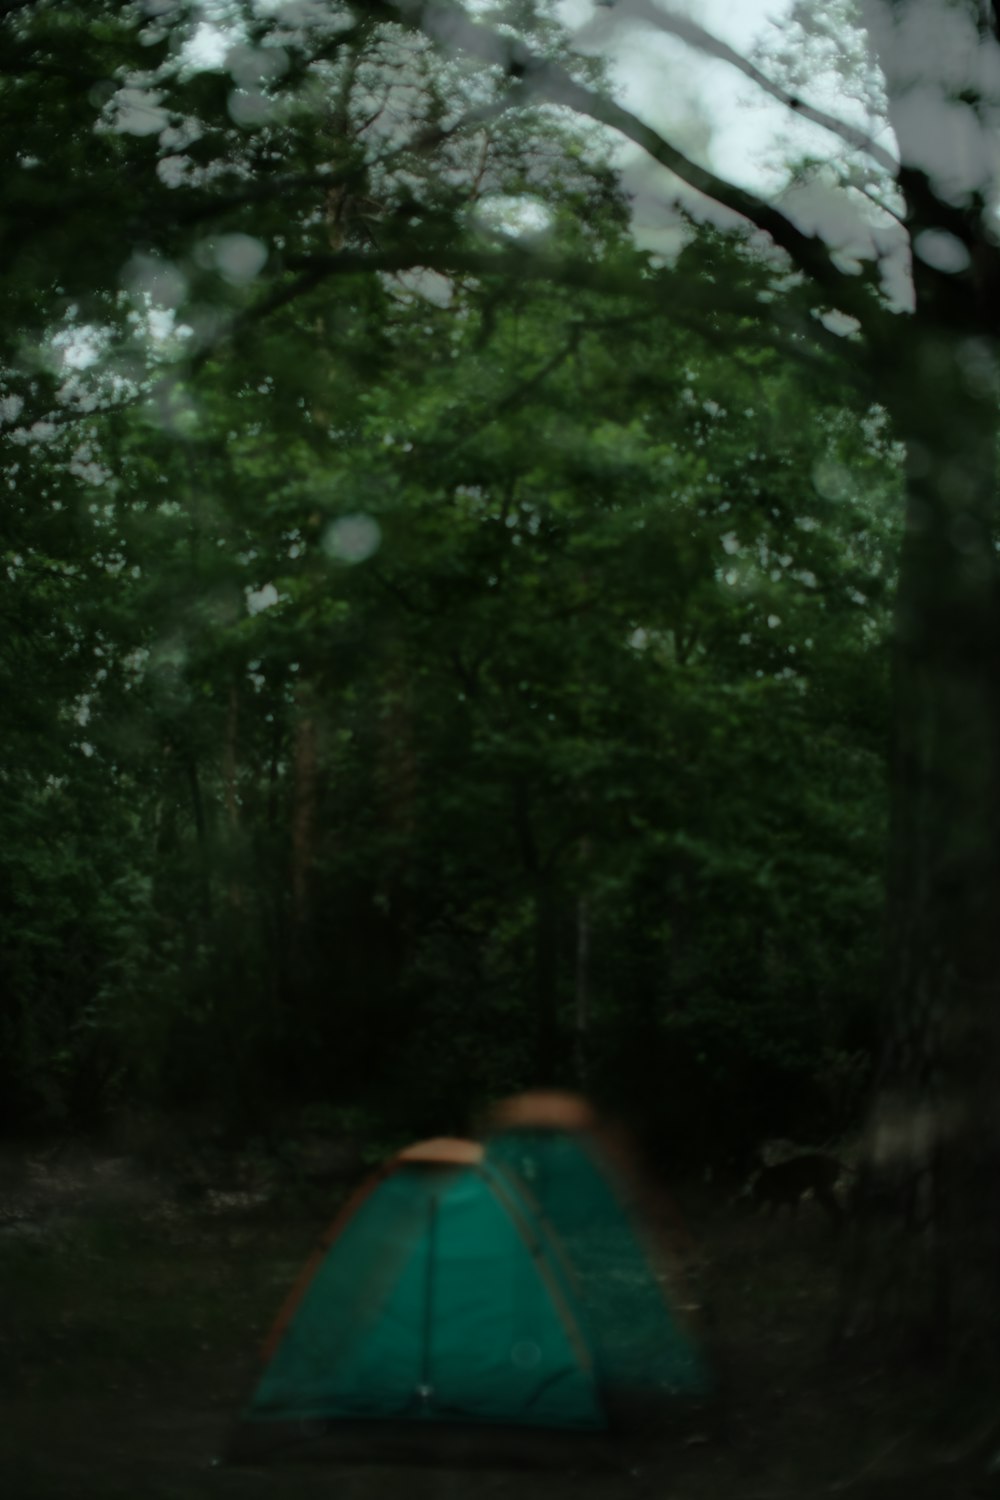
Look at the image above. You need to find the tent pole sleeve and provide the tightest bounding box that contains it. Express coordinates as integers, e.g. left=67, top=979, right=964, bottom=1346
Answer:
left=419, top=1194, right=439, bottom=1401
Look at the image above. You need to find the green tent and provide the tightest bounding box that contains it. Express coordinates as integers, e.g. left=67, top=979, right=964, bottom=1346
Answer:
left=484, top=1093, right=711, bottom=1415
left=229, top=1138, right=611, bottom=1463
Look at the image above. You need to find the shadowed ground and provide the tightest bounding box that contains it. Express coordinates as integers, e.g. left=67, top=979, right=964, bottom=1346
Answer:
left=0, top=1141, right=989, bottom=1499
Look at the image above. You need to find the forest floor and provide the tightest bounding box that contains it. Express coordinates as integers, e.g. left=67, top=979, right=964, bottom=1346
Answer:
left=0, top=1134, right=996, bottom=1500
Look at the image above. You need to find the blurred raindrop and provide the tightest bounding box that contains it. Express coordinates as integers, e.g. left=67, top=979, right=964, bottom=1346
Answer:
left=87, top=80, right=117, bottom=110
left=322, top=514, right=381, bottom=564
left=957, top=337, right=999, bottom=401
left=181, top=303, right=232, bottom=350
left=912, top=229, right=971, bottom=275
left=811, top=459, right=851, bottom=501
left=226, top=44, right=289, bottom=87
left=211, top=234, right=269, bottom=285
left=906, top=442, right=931, bottom=478
left=122, top=253, right=188, bottom=309
left=150, top=634, right=187, bottom=677
left=228, top=89, right=273, bottom=127
left=949, top=513, right=983, bottom=556
left=146, top=378, right=200, bottom=435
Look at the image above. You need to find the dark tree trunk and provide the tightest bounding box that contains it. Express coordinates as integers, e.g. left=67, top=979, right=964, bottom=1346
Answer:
left=574, top=890, right=591, bottom=1086
left=376, top=663, right=418, bottom=958
left=185, top=755, right=212, bottom=916
left=290, top=688, right=319, bottom=935
left=223, top=682, right=240, bottom=832
left=512, top=777, right=562, bottom=1082
left=573, top=836, right=594, bottom=1086
left=534, top=877, right=560, bottom=1084
left=838, top=0, right=1000, bottom=1366
left=850, top=329, right=1000, bottom=1359
left=223, top=681, right=244, bottom=911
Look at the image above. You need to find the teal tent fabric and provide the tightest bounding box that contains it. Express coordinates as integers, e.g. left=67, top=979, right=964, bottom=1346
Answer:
left=485, top=1126, right=710, bottom=1403
left=243, top=1155, right=607, bottom=1435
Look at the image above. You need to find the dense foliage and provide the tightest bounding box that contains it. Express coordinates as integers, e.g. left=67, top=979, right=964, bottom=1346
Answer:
left=0, top=1, right=897, bottom=1157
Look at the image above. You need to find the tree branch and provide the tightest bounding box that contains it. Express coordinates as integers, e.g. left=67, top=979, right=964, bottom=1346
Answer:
left=431, top=320, right=587, bottom=461
left=155, top=91, right=526, bottom=230
left=371, top=566, right=432, bottom=617
left=583, top=0, right=898, bottom=177
left=376, top=0, right=884, bottom=331
left=5, top=235, right=867, bottom=442
left=282, top=243, right=796, bottom=326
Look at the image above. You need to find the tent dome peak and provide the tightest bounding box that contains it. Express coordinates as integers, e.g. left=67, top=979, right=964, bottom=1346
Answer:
left=488, top=1091, right=598, bottom=1132
left=395, top=1137, right=484, bottom=1165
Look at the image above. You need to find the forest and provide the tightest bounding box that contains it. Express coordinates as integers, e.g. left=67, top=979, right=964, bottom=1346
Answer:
left=2, top=2, right=1000, bottom=1496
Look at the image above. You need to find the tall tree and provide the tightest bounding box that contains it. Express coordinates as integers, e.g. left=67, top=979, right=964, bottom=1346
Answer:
left=3, top=1, right=972, bottom=1355
left=634, top=0, right=1000, bottom=1352
left=334, top=0, right=1000, bottom=1357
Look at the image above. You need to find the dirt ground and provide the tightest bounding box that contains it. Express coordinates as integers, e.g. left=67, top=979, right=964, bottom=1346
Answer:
left=0, top=1140, right=995, bottom=1500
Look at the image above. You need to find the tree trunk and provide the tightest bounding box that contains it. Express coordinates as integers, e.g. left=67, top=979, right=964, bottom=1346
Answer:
left=534, top=877, right=560, bottom=1084
left=266, top=713, right=283, bottom=832
left=842, top=0, right=1000, bottom=1366
left=290, top=688, right=319, bottom=930
left=185, top=754, right=212, bottom=916
left=850, top=325, right=1000, bottom=1362
left=574, top=893, right=591, bottom=1085
left=223, top=682, right=240, bottom=832
left=574, top=837, right=593, bottom=1086
left=223, top=681, right=244, bottom=911
left=376, top=663, right=417, bottom=945
left=511, top=777, right=562, bottom=1081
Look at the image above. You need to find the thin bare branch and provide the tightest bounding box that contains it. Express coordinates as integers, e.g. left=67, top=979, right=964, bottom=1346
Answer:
left=850, top=179, right=907, bottom=229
